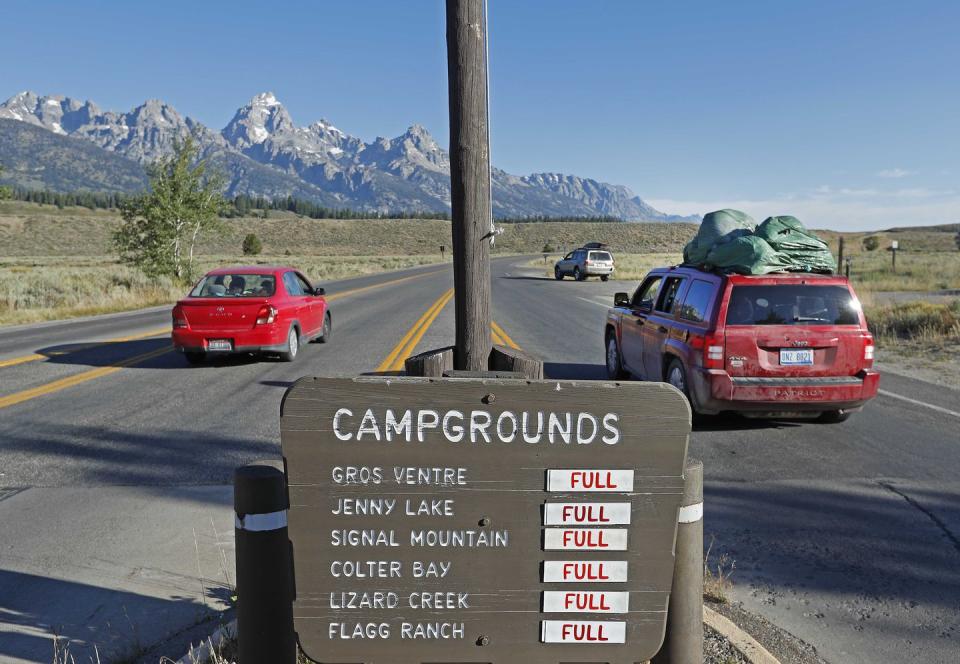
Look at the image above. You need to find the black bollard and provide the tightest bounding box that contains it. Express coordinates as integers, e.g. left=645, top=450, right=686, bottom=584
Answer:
left=652, top=458, right=704, bottom=664
left=235, top=460, right=296, bottom=664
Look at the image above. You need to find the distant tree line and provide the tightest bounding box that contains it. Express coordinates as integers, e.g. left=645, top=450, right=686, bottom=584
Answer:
left=222, top=195, right=453, bottom=220
left=8, top=187, right=126, bottom=209
left=3, top=186, right=628, bottom=224
left=497, top=214, right=622, bottom=224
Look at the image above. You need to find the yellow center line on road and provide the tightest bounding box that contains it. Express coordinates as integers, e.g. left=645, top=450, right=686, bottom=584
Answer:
left=491, top=320, right=521, bottom=350
left=376, top=288, right=454, bottom=373
left=0, top=346, right=172, bottom=411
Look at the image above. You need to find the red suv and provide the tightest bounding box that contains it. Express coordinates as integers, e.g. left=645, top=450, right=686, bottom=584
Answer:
left=605, top=266, right=879, bottom=421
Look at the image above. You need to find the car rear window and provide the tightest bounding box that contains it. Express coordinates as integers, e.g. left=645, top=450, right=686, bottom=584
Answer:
left=190, top=274, right=276, bottom=297
left=589, top=251, right=612, bottom=261
left=726, top=285, right=860, bottom=326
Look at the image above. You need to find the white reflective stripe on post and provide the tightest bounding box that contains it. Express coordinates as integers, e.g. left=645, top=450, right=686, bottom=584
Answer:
left=678, top=502, right=703, bottom=524
left=235, top=510, right=288, bottom=532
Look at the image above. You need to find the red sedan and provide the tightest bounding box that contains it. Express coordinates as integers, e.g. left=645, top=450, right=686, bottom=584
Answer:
left=171, top=266, right=331, bottom=364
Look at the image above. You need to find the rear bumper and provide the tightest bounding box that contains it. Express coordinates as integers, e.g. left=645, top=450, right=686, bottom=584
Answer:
left=584, top=266, right=614, bottom=276
left=690, top=368, right=880, bottom=414
left=171, top=326, right=288, bottom=354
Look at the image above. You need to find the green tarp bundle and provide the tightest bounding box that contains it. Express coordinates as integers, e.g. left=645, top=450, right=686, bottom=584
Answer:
left=682, top=209, right=756, bottom=265
left=683, top=210, right=836, bottom=274
left=754, top=215, right=837, bottom=273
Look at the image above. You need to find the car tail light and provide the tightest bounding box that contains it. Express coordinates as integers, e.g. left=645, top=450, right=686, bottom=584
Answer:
left=863, top=334, right=875, bottom=363
left=172, top=306, right=188, bottom=328
left=704, top=332, right=724, bottom=369
left=256, top=305, right=278, bottom=325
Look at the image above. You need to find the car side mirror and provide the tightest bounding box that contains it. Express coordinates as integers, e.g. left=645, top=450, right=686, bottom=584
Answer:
left=314, top=287, right=325, bottom=296
left=614, top=292, right=629, bottom=307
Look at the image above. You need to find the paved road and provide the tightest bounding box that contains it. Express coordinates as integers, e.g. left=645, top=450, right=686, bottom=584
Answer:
left=0, top=257, right=957, bottom=663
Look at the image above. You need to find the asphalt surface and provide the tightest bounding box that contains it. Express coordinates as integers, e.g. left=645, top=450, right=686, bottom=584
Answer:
left=0, top=256, right=958, bottom=663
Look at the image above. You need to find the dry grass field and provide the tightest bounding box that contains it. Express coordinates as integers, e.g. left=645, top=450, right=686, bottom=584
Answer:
left=2, top=200, right=957, bottom=328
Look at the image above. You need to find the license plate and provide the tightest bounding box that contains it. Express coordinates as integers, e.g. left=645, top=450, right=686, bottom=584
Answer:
left=207, top=339, right=233, bottom=351
left=780, top=348, right=813, bottom=365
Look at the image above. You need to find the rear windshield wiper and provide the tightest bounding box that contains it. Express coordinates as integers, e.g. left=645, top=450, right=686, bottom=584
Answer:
left=793, top=316, right=827, bottom=322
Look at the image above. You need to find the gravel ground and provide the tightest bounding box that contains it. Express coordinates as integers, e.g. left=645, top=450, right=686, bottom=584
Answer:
left=706, top=623, right=749, bottom=663
left=709, top=599, right=830, bottom=664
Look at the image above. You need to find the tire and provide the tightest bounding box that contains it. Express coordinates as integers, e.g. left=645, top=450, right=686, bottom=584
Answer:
left=317, top=312, right=332, bottom=343
left=600, top=274, right=609, bottom=282
left=574, top=266, right=584, bottom=281
left=666, top=357, right=692, bottom=403
left=184, top=351, right=205, bottom=365
left=605, top=332, right=628, bottom=380
left=279, top=325, right=300, bottom=362
left=818, top=409, right=853, bottom=423
left=554, top=266, right=564, bottom=280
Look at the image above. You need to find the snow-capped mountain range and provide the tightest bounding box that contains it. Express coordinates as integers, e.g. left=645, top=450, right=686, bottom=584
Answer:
left=0, top=91, right=696, bottom=221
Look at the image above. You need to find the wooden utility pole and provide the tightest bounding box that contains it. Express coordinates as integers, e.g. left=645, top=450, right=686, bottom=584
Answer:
left=446, top=0, right=492, bottom=371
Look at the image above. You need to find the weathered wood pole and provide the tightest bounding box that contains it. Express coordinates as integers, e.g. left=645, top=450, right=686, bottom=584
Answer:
left=446, top=0, right=493, bottom=371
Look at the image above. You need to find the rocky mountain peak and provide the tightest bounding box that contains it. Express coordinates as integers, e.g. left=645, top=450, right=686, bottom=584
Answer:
left=222, top=91, right=295, bottom=147
left=1, top=89, right=695, bottom=221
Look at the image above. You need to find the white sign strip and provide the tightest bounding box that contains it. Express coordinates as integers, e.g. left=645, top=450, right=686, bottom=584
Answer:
left=544, top=502, right=631, bottom=525
left=678, top=502, right=703, bottom=524
left=543, top=560, right=628, bottom=583
left=547, top=469, right=634, bottom=492
left=544, top=528, right=628, bottom=551
left=235, top=510, right=287, bottom=532
left=543, top=590, right=629, bottom=613
left=541, top=620, right=626, bottom=644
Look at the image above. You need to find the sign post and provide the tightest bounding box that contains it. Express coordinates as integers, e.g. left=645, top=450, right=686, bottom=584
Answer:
left=446, top=0, right=493, bottom=371
left=890, top=240, right=899, bottom=273
left=281, top=376, right=691, bottom=663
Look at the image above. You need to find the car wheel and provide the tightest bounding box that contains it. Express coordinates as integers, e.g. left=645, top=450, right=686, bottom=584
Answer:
left=279, top=326, right=300, bottom=362
left=666, top=358, right=691, bottom=401
left=184, top=351, right=205, bottom=365
left=600, top=274, right=609, bottom=282
left=554, top=266, right=563, bottom=280
left=605, top=333, right=628, bottom=379
left=574, top=266, right=584, bottom=281
left=818, top=409, right=853, bottom=423
left=318, top=312, right=332, bottom=343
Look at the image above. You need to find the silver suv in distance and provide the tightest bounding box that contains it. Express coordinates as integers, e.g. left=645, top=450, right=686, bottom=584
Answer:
left=555, top=247, right=615, bottom=281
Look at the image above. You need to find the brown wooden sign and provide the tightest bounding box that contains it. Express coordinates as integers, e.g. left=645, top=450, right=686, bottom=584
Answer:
left=281, top=377, right=690, bottom=663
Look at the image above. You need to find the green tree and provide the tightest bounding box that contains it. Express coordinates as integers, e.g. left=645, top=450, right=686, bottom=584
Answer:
left=113, top=137, right=225, bottom=281
left=0, top=165, right=12, bottom=201
left=862, top=236, right=880, bottom=251
left=242, top=233, right=262, bottom=256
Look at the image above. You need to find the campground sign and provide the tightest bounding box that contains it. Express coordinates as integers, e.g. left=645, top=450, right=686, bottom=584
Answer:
left=280, top=376, right=690, bottom=663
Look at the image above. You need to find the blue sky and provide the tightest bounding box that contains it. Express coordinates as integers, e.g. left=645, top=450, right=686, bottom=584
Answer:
left=2, top=0, right=957, bottom=229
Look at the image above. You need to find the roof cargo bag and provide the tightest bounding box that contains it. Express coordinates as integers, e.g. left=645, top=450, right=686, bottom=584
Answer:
left=754, top=216, right=837, bottom=273
left=704, top=235, right=795, bottom=275
left=683, top=209, right=756, bottom=265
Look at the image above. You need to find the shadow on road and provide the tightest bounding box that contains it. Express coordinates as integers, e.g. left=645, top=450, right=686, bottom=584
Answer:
left=706, top=479, right=960, bottom=629
left=0, top=423, right=277, bottom=486
left=33, top=339, right=328, bottom=370
left=0, top=569, right=230, bottom=663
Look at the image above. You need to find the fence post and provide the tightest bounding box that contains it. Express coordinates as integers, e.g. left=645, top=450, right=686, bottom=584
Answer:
left=652, top=458, right=704, bottom=664
left=235, top=460, right=296, bottom=664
